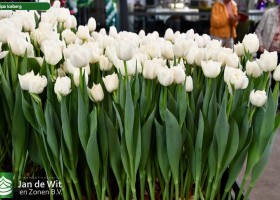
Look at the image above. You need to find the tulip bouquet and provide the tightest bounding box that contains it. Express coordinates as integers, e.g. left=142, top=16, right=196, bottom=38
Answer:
left=1, top=1, right=280, bottom=200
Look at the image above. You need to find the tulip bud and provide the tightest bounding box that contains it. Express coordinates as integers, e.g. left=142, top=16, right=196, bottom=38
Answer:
left=88, top=17, right=96, bottom=32
left=234, top=42, right=245, bottom=57
left=157, top=67, right=173, bottom=86
left=26, top=73, right=48, bottom=94
left=102, top=73, right=119, bottom=93
left=73, top=69, right=89, bottom=87
left=76, top=25, right=90, bottom=40
left=250, top=90, right=267, bottom=107
left=242, top=33, right=259, bottom=54
left=273, top=64, right=280, bottom=81
left=161, top=41, right=174, bottom=60
left=201, top=60, right=221, bottom=78
left=18, top=71, right=35, bottom=90
left=116, top=41, right=134, bottom=61
left=88, top=83, right=104, bottom=102
left=186, top=45, right=199, bottom=65
left=246, top=60, right=262, bottom=78
left=54, top=76, right=72, bottom=100
left=109, top=26, right=118, bottom=37
left=41, top=41, right=62, bottom=65
left=62, top=29, right=76, bottom=45
left=226, top=53, right=239, bottom=68
left=164, top=28, right=174, bottom=42
left=143, top=60, right=157, bottom=80
left=185, top=75, right=193, bottom=92
left=99, top=55, right=113, bottom=71
left=69, top=46, right=89, bottom=68
left=256, top=50, right=278, bottom=72
left=172, top=64, right=185, bottom=84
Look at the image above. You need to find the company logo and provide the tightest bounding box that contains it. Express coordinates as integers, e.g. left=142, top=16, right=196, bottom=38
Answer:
left=0, top=173, right=13, bottom=198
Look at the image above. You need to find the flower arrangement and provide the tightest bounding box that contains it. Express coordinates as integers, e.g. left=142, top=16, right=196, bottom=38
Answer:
left=0, top=1, right=280, bottom=200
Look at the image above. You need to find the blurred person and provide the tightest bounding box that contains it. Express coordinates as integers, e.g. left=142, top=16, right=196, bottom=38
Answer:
left=255, top=3, right=280, bottom=64
left=210, top=0, right=239, bottom=48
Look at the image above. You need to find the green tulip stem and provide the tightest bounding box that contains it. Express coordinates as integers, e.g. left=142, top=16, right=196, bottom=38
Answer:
left=73, top=179, right=83, bottom=200
left=244, top=184, right=253, bottom=200
left=144, top=80, right=152, bottom=118
left=236, top=174, right=249, bottom=200
left=249, top=106, right=257, bottom=124
left=163, top=183, right=169, bottom=200
left=147, top=176, right=155, bottom=200
left=175, top=182, right=179, bottom=200
left=124, top=61, right=128, bottom=85
left=227, top=91, right=234, bottom=118
left=125, top=178, right=131, bottom=200
left=66, top=177, right=75, bottom=200
left=139, top=171, right=146, bottom=200
left=205, top=180, right=213, bottom=200
left=14, top=169, right=19, bottom=187
left=183, top=169, right=191, bottom=200
left=273, top=81, right=279, bottom=103
left=85, top=168, right=92, bottom=200
left=95, top=183, right=102, bottom=200
left=262, top=72, right=270, bottom=90
left=194, top=178, right=200, bottom=200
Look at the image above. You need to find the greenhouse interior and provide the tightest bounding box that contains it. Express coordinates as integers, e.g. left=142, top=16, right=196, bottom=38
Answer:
left=0, top=0, right=280, bottom=200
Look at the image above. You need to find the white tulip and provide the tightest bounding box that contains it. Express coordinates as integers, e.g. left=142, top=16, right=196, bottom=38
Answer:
left=54, top=76, right=72, bottom=99
left=143, top=60, right=158, bottom=80
left=185, top=75, right=193, bottom=92
left=109, top=26, right=118, bottom=37
left=18, top=71, right=35, bottom=90
left=157, top=67, right=173, bottom=86
left=256, top=50, right=278, bottom=72
left=88, top=83, right=104, bottom=102
left=161, top=41, right=174, bottom=60
left=172, top=64, right=185, bottom=84
left=194, top=48, right=205, bottom=66
left=73, top=69, right=89, bottom=87
left=201, top=60, right=221, bottom=78
left=226, top=53, right=240, bottom=68
left=99, top=55, right=113, bottom=71
left=116, top=41, right=134, bottom=61
left=214, top=50, right=226, bottom=66
left=88, top=17, right=96, bottom=32
left=119, top=58, right=138, bottom=76
left=164, top=28, right=174, bottom=42
left=76, top=25, right=90, bottom=40
left=53, top=0, right=61, bottom=8
left=8, top=35, right=34, bottom=57
left=173, top=42, right=184, bottom=58
left=250, top=90, right=267, bottom=107
left=84, top=42, right=101, bottom=64
left=139, top=30, right=145, bottom=38
left=27, top=73, right=48, bottom=94
left=57, top=8, right=70, bottom=23
left=224, top=66, right=248, bottom=94
left=234, top=42, right=245, bottom=57
left=35, top=57, right=44, bottom=67
left=62, top=29, right=76, bottom=45
left=242, top=33, right=259, bottom=54
left=70, top=15, right=77, bottom=28
left=195, top=35, right=205, bottom=48
left=69, top=46, right=89, bottom=68
left=21, top=12, right=36, bottom=32
left=206, top=39, right=221, bottom=49
left=273, top=64, right=280, bottom=81
left=145, top=43, right=161, bottom=58
left=102, top=73, right=119, bottom=93
left=0, top=11, right=13, bottom=19
left=99, top=28, right=107, bottom=36
left=186, top=45, right=199, bottom=65
left=246, top=60, right=262, bottom=78
left=185, top=29, right=195, bottom=40
left=41, top=41, right=62, bottom=65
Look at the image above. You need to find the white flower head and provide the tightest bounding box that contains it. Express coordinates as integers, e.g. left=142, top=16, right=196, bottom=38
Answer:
left=102, top=73, right=119, bottom=93
left=250, top=90, right=267, bottom=107
left=201, top=60, right=221, bottom=78
left=242, top=33, right=259, bottom=54
left=88, top=83, right=104, bottom=102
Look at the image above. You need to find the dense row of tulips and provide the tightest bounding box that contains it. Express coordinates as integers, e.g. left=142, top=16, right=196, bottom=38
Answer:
left=0, top=1, right=280, bottom=200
